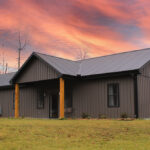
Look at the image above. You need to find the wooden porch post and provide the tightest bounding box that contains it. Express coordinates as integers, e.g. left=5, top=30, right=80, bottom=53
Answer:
left=59, top=78, right=64, bottom=119
left=15, top=84, right=19, bottom=118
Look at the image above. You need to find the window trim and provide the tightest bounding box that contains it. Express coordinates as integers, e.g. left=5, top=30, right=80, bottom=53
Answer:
left=107, top=83, right=120, bottom=108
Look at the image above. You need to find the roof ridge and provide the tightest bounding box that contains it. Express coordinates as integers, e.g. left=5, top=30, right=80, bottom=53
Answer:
left=34, top=48, right=150, bottom=63
left=34, top=51, right=77, bottom=63
left=78, top=48, right=150, bottom=62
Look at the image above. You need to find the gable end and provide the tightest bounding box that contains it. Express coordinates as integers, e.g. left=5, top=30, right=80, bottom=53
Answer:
left=12, top=55, right=61, bottom=84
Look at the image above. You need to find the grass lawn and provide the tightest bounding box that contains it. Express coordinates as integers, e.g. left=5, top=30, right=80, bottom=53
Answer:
left=0, top=118, right=150, bottom=150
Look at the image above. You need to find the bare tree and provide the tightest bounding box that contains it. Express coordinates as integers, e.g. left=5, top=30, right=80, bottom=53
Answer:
left=5, top=63, right=8, bottom=74
left=17, top=31, right=28, bottom=69
left=2, top=52, right=5, bottom=74
left=0, top=30, right=28, bottom=72
left=76, top=48, right=89, bottom=60
left=0, top=54, right=8, bottom=74
left=0, top=44, right=8, bottom=74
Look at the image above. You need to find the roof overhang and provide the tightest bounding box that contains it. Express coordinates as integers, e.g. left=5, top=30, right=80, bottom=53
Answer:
left=79, top=69, right=140, bottom=80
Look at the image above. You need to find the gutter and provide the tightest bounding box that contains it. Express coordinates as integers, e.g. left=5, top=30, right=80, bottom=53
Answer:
left=80, top=70, right=139, bottom=80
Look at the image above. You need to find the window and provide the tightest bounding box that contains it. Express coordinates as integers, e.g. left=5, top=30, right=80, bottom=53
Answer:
left=107, top=83, right=119, bottom=107
left=13, top=91, right=15, bottom=109
left=37, top=89, right=45, bottom=109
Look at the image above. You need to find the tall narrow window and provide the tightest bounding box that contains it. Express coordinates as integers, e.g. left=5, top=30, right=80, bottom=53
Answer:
left=107, top=83, right=119, bottom=107
left=37, top=89, right=45, bottom=109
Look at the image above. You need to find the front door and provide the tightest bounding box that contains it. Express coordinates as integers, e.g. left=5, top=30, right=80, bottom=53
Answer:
left=49, top=94, right=58, bottom=118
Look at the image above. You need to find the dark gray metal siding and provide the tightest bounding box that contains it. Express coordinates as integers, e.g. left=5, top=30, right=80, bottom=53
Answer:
left=0, top=76, right=135, bottom=119
left=19, top=86, right=49, bottom=118
left=19, top=80, right=59, bottom=118
left=0, top=87, right=51, bottom=118
left=0, top=80, right=60, bottom=118
left=138, top=62, right=150, bottom=118
left=0, top=79, right=74, bottom=119
left=65, top=80, right=73, bottom=117
left=72, top=77, right=134, bottom=118
left=0, top=88, right=14, bottom=117
left=16, top=57, right=59, bottom=83
left=19, top=80, right=73, bottom=118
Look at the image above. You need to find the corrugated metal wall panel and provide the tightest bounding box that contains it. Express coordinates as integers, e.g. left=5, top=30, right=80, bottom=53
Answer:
left=72, top=77, right=134, bottom=118
left=20, top=86, right=50, bottom=118
left=19, top=80, right=59, bottom=118
left=138, top=62, right=150, bottom=118
left=0, top=80, right=60, bottom=118
left=16, top=57, right=59, bottom=83
left=0, top=76, right=135, bottom=119
left=0, top=89, right=14, bottom=117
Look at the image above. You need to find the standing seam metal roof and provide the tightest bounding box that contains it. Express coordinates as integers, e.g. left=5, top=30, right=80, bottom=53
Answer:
left=0, top=72, right=16, bottom=87
left=36, top=48, right=150, bottom=76
left=1, top=48, right=150, bottom=87
left=78, top=48, right=150, bottom=76
left=35, top=52, right=81, bottom=76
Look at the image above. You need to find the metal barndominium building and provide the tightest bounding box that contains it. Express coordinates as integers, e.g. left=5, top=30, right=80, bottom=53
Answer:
left=0, top=48, right=150, bottom=118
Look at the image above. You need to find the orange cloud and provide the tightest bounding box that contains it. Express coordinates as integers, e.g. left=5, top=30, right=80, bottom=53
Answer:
left=0, top=0, right=149, bottom=71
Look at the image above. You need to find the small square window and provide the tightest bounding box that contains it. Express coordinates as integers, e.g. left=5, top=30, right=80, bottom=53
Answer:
left=107, top=84, right=119, bottom=107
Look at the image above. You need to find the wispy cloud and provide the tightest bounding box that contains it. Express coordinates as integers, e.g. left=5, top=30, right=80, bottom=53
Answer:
left=0, top=0, right=150, bottom=70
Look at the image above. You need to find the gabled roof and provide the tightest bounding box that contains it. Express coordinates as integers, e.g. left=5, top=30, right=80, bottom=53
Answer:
left=0, top=72, right=16, bottom=87
left=36, top=48, right=150, bottom=76
left=78, top=48, right=150, bottom=76
left=10, top=52, right=81, bottom=83
left=1, top=48, right=150, bottom=87
left=35, top=52, right=80, bottom=76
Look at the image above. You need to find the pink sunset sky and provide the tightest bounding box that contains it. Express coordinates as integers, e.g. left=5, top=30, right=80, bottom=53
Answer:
left=0, top=0, right=150, bottom=71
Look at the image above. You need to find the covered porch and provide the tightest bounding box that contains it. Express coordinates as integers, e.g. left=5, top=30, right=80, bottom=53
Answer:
left=14, top=78, right=73, bottom=119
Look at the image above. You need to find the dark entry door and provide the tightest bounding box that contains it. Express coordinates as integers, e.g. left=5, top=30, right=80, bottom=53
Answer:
left=49, top=94, right=58, bottom=118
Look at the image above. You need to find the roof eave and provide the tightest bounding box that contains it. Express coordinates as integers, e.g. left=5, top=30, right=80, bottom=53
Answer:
left=80, top=69, right=140, bottom=79
left=0, top=85, right=14, bottom=89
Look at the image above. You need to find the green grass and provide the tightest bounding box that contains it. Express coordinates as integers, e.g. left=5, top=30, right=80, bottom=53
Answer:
left=0, top=118, right=150, bottom=150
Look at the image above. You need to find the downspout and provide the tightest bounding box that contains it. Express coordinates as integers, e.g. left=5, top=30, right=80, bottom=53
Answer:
left=133, top=74, right=139, bottom=118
